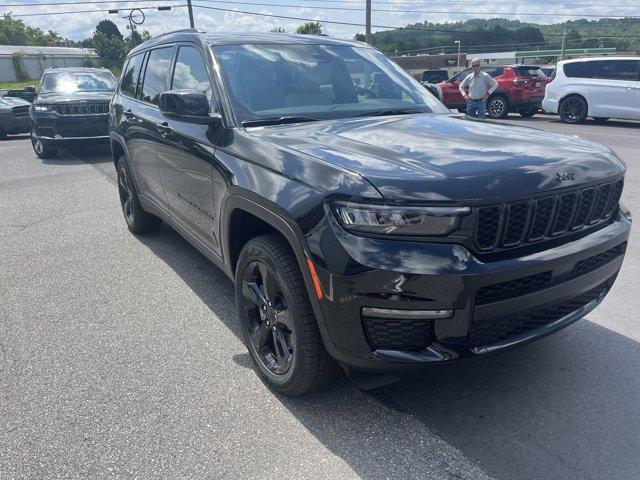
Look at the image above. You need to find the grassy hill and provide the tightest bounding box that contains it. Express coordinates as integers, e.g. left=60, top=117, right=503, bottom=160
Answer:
left=366, top=18, right=640, bottom=55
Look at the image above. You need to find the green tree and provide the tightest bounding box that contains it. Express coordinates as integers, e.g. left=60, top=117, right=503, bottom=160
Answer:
left=296, top=22, right=322, bottom=35
left=95, top=20, right=123, bottom=39
left=92, top=31, right=128, bottom=71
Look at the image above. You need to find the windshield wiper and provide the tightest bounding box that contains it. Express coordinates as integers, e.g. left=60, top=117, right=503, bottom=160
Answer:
left=354, top=108, right=427, bottom=118
left=242, top=116, right=321, bottom=127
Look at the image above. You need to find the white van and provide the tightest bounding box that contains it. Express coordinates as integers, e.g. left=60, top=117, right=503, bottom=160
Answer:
left=542, top=57, right=640, bottom=123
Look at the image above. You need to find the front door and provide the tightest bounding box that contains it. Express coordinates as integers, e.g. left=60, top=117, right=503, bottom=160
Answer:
left=156, top=44, right=225, bottom=253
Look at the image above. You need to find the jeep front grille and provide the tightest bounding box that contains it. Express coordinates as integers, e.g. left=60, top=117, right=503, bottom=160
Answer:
left=54, top=103, right=109, bottom=116
left=475, top=178, right=623, bottom=252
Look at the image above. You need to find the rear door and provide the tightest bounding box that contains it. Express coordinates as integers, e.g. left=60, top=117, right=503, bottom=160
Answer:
left=588, top=59, right=640, bottom=119
left=130, top=46, right=174, bottom=206
left=156, top=44, right=224, bottom=253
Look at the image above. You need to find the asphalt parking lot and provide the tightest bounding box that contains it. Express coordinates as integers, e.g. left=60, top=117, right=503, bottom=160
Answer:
left=1, top=114, right=638, bottom=479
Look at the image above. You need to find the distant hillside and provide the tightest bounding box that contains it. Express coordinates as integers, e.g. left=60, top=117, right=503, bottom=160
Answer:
left=363, top=18, right=640, bottom=55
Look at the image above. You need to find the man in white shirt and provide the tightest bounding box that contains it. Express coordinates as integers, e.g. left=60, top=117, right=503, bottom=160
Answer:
left=459, top=59, right=498, bottom=119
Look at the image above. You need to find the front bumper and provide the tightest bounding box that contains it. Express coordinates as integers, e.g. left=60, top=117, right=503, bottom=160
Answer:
left=0, top=114, right=31, bottom=134
left=306, top=211, right=630, bottom=371
left=31, top=112, right=109, bottom=142
left=542, top=97, right=559, bottom=114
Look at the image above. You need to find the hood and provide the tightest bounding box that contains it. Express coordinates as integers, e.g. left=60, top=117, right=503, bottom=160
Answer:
left=249, top=114, right=625, bottom=202
left=34, top=91, right=114, bottom=104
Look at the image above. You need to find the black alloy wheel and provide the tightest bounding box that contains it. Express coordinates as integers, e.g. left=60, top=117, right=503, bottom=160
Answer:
left=240, top=260, right=295, bottom=376
left=488, top=95, right=509, bottom=119
left=115, top=156, right=162, bottom=234
left=235, top=234, right=336, bottom=395
left=30, top=131, right=57, bottom=158
left=117, top=162, right=135, bottom=227
left=559, top=96, right=588, bottom=124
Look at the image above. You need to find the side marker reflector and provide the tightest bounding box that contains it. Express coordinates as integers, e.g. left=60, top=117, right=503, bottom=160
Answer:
left=306, top=257, right=324, bottom=300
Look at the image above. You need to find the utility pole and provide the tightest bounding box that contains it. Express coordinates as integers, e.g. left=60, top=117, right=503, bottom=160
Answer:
left=455, top=40, right=461, bottom=69
left=560, top=25, right=567, bottom=61
left=187, top=0, right=195, bottom=28
left=365, top=0, right=371, bottom=44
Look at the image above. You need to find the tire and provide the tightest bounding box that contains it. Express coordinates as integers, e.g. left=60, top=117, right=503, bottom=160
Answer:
left=487, top=95, right=509, bottom=119
left=235, top=234, right=336, bottom=395
left=593, top=117, right=609, bottom=123
left=0, top=128, right=7, bottom=140
left=457, top=107, right=467, bottom=114
left=558, top=95, right=588, bottom=124
left=30, top=131, right=57, bottom=158
left=116, top=155, right=162, bottom=234
left=518, top=108, right=537, bottom=118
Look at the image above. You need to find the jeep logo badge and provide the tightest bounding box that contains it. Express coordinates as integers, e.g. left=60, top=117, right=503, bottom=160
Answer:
left=556, top=171, right=576, bottom=182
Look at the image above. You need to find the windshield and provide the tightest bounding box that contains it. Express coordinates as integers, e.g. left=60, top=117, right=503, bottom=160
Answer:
left=213, top=43, right=449, bottom=123
left=40, top=71, right=117, bottom=94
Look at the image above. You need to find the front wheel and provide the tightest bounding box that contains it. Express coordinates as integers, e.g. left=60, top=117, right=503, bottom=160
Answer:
left=487, top=95, right=509, bottom=119
left=518, top=108, right=538, bottom=118
left=235, top=234, right=336, bottom=395
left=558, top=96, right=588, bottom=124
left=30, top=132, right=57, bottom=158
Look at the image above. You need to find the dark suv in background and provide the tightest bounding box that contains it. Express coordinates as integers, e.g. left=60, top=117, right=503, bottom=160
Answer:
left=436, top=64, right=550, bottom=118
left=30, top=67, right=116, bottom=158
left=110, top=30, right=630, bottom=395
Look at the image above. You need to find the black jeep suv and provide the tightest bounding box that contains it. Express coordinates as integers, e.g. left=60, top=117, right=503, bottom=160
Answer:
left=31, top=67, right=116, bottom=158
left=110, top=30, right=631, bottom=395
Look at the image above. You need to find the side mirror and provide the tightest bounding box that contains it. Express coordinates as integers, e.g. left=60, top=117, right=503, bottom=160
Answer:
left=159, top=90, right=221, bottom=125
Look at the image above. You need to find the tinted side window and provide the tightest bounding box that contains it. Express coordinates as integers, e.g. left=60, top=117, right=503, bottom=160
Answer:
left=514, top=67, right=545, bottom=78
left=592, top=60, right=640, bottom=81
left=564, top=61, right=598, bottom=78
left=141, top=47, right=174, bottom=105
left=171, top=46, right=215, bottom=104
left=452, top=68, right=471, bottom=82
left=484, top=67, right=504, bottom=78
left=121, top=53, right=143, bottom=97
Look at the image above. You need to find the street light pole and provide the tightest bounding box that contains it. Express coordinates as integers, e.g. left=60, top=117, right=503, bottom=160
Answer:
left=455, top=40, right=461, bottom=69
left=560, top=26, right=567, bottom=61
left=187, top=0, right=195, bottom=28
left=365, top=0, right=371, bottom=44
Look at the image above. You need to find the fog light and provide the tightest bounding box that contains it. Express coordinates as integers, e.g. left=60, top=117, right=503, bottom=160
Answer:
left=362, top=307, right=453, bottom=319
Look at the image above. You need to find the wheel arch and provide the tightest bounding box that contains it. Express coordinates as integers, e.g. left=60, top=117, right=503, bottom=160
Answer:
left=221, top=192, right=336, bottom=351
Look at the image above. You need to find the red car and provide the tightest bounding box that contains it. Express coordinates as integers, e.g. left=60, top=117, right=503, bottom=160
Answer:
left=436, top=65, right=549, bottom=118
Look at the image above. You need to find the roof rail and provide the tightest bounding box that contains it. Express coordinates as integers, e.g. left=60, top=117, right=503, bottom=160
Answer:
left=154, top=28, right=205, bottom=39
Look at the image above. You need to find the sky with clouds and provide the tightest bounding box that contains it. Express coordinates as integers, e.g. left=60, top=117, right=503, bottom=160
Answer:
left=3, top=0, right=640, bottom=41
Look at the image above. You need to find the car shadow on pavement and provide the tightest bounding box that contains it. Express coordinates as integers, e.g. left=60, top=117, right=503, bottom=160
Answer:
left=139, top=224, right=640, bottom=480
left=501, top=115, right=640, bottom=129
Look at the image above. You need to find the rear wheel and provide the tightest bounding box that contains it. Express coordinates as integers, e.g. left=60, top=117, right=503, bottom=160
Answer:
left=558, top=96, right=588, bottom=124
left=30, top=131, right=57, bottom=158
left=518, top=108, right=537, bottom=118
left=116, top=155, right=162, bottom=234
left=236, top=234, right=336, bottom=395
left=488, top=95, right=509, bottom=119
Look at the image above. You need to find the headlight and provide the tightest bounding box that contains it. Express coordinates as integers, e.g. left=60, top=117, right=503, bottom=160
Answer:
left=33, top=104, right=54, bottom=112
left=333, top=201, right=470, bottom=236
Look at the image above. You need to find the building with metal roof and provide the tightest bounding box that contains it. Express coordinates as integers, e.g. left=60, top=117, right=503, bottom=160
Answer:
left=0, top=45, right=98, bottom=83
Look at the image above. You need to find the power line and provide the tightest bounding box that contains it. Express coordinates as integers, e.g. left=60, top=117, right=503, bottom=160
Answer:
left=0, top=0, right=182, bottom=6
left=192, top=4, right=640, bottom=38
left=7, top=4, right=186, bottom=17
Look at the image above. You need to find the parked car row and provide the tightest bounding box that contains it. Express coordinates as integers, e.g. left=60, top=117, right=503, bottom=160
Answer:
left=422, top=57, right=640, bottom=124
